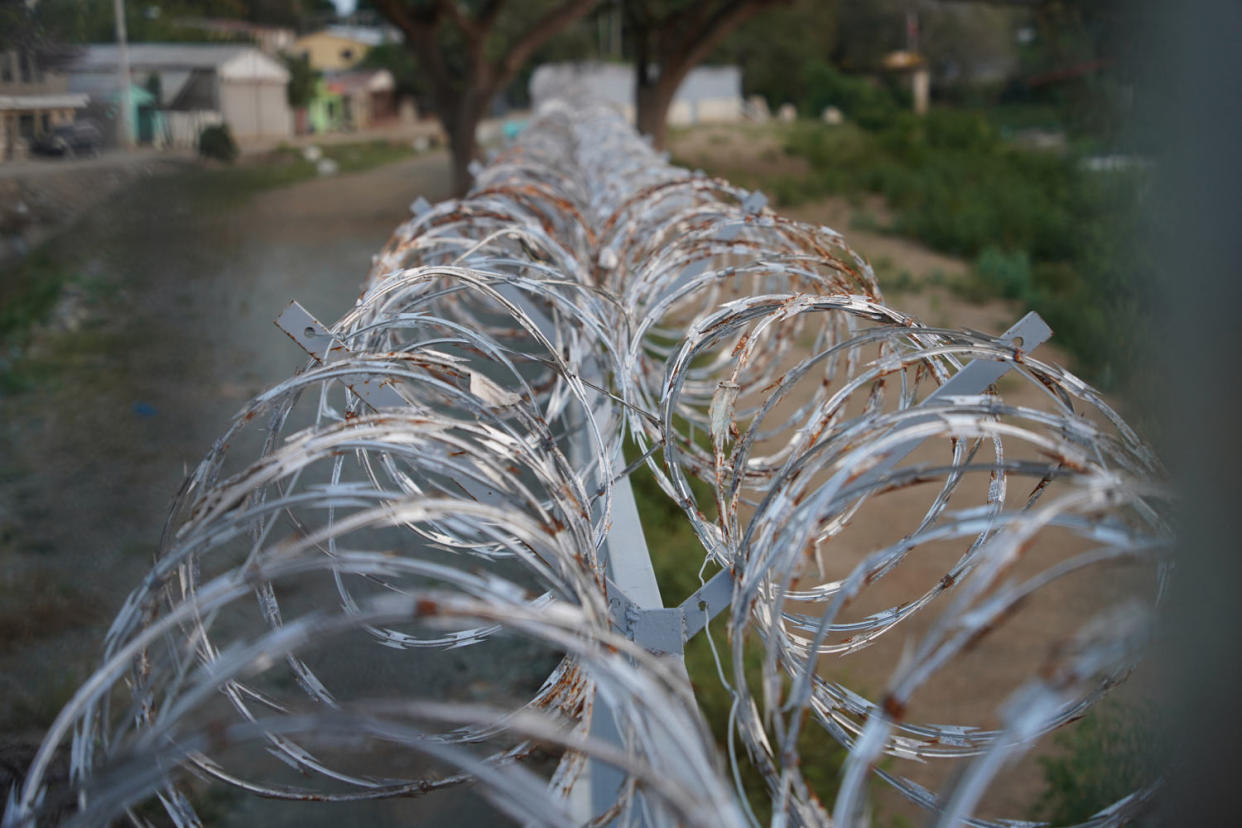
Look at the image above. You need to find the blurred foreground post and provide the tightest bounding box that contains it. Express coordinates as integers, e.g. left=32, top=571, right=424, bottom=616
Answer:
left=1151, top=1, right=1242, bottom=825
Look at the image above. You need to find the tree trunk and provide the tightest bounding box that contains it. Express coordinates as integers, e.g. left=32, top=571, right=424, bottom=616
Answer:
left=630, top=1, right=785, bottom=152
left=371, top=0, right=598, bottom=197
left=448, top=126, right=476, bottom=197
left=441, top=89, right=488, bottom=198
left=635, top=80, right=676, bottom=150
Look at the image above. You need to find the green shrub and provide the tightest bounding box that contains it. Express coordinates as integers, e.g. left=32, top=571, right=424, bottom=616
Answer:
left=801, top=59, right=900, bottom=130
left=974, top=246, right=1033, bottom=300
left=922, top=108, right=997, bottom=153
left=198, top=123, right=238, bottom=162
left=778, top=109, right=1153, bottom=390
left=1032, top=700, right=1158, bottom=826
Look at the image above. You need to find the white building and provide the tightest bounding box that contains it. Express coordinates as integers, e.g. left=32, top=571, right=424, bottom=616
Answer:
left=69, top=44, right=292, bottom=144
left=530, top=62, right=743, bottom=126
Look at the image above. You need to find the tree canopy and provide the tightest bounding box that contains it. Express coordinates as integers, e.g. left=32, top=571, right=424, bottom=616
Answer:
left=371, top=0, right=598, bottom=194
left=624, top=0, right=789, bottom=148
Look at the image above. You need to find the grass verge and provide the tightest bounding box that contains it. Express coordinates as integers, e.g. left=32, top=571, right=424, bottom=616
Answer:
left=627, top=453, right=847, bottom=820
left=169, top=139, right=420, bottom=210
left=684, top=112, right=1153, bottom=393
left=0, top=139, right=421, bottom=394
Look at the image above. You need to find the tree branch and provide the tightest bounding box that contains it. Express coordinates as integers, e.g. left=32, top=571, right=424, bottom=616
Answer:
left=372, top=0, right=458, bottom=126
left=658, top=0, right=787, bottom=91
left=493, top=0, right=599, bottom=91
left=436, top=0, right=485, bottom=45
left=477, top=0, right=507, bottom=33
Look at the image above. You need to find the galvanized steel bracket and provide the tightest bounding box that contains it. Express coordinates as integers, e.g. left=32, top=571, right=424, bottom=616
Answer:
left=605, top=311, right=1053, bottom=653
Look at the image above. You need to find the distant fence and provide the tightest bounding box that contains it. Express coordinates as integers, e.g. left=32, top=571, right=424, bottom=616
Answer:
left=5, top=102, right=1168, bottom=827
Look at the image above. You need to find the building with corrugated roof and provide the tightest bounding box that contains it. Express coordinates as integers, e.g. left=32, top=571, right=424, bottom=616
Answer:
left=68, top=44, right=292, bottom=146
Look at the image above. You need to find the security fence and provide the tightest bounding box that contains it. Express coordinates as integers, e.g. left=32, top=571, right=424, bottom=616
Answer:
left=5, top=102, right=1169, bottom=828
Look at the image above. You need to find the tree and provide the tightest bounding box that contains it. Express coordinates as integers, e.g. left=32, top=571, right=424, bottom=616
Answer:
left=1, top=0, right=80, bottom=70
left=26, top=0, right=307, bottom=45
left=623, top=0, right=789, bottom=150
left=371, top=0, right=599, bottom=195
left=282, top=51, right=319, bottom=109
left=710, top=0, right=839, bottom=111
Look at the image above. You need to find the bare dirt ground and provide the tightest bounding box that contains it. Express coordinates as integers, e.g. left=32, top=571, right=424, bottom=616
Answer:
left=670, top=124, right=1159, bottom=824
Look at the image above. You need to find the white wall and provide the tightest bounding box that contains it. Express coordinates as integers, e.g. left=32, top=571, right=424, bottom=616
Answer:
left=530, top=62, right=743, bottom=125
left=220, top=80, right=291, bottom=138
left=167, top=110, right=222, bottom=147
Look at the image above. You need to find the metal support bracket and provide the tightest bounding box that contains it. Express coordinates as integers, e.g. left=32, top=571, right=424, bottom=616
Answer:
left=275, top=300, right=407, bottom=410
left=607, top=311, right=1052, bottom=651
left=278, top=302, right=1051, bottom=657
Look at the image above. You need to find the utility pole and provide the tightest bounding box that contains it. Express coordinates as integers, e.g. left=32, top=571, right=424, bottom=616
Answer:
left=113, top=0, right=133, bottom=148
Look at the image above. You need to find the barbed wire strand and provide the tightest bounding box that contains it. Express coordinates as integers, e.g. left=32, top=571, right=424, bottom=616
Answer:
left=6, top=102, right=1171, bottom=828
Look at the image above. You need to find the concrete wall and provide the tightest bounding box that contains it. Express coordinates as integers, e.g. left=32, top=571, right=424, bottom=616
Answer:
left=530, top=62, right=743, bottom=126
left=167, top=110, right=223, bottom=147
left=220, top=79, right=292, bottom=138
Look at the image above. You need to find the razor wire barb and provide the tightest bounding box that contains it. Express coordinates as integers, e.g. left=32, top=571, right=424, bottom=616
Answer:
left=5, top=102, right=1172, bottom=828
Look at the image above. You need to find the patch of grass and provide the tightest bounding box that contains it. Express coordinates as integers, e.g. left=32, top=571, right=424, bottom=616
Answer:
left=883, top=269, right=919, bottom=296
left=776, top=109, right=1153, bottom=390
left=0, top=246, right=80, bottom=394
left=163, top=139, right=419, bottom=211
left=0, top=570, right=106, bottom=654
left=869, top=255, right=900, bottom=286
left=0, top=248, right=74, bottom=351
left=325, top=139, right=420, bottom=174
left=1, top=669, right=88, bottom=733
left=850, top=208, right=888, bottom=234
left=1031, top=699, right=1158, bottom=826
left=626, top=453, right=847, bottom=819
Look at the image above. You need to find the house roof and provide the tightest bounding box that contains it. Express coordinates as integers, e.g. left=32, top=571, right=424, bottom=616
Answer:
left=173, top=18, right=295, bottom=38
left=0, top=92, right=88, bottom=111
left=320, top=25, right=397, bottom=47
left=69, top=72, right=173, bottom=105
left=324, top=69, right=394, bottom=95
left=71, top=44, right=289, bottom=83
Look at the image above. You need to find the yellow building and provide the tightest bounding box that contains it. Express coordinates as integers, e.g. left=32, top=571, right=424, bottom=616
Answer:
left=290, top=25, right=393, bottom=72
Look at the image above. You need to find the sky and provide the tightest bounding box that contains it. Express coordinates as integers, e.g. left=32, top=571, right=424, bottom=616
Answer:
left=332, top=0, right=356, bottom=15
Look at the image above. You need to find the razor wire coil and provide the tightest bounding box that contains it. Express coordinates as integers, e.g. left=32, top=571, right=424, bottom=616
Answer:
left=6, top=101, right=1170, bottom=828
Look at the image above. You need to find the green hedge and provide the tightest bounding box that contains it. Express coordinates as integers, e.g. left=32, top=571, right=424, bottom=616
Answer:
left=197, top=123, right=239, bottom=163
left=781, top=109, right=1153, bottom=390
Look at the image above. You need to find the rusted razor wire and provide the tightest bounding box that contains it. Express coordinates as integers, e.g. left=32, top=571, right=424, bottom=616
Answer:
left=6, top=102, right=1171, bottom=828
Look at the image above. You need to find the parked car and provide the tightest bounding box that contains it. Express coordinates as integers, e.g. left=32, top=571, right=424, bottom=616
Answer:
left=30, top=121, right=103, bottom=158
